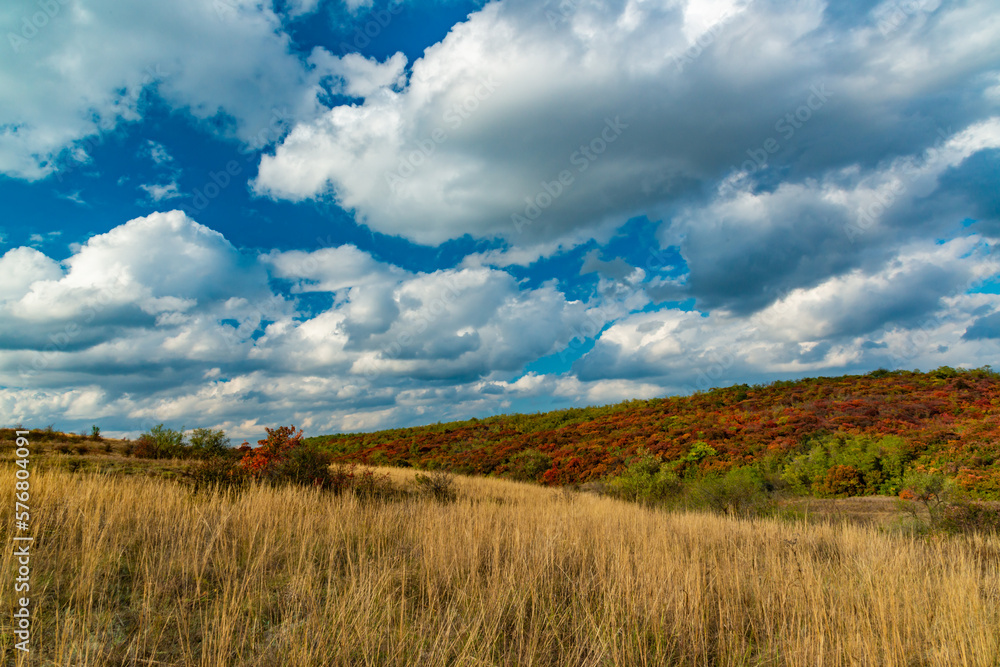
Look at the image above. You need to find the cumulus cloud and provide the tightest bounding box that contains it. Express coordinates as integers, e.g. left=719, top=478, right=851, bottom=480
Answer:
left=572, top=236, right=1000, bottom=391
left=0, top=0, right=357, bottom=180
left=0, top=248, right=63, bottom=303
left=5, top=0, right=1000, bottom=439
left=661, top=118, right=1000, bottom=312
left=253, top=0, right=1000, bottom=251
left=308, top=50, right=408, bottom=98
left=0, top=214, right=592, bottom=436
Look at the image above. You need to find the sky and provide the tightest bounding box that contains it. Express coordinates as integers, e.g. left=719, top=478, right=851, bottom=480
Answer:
left=1, top=0, right=999, bottom=440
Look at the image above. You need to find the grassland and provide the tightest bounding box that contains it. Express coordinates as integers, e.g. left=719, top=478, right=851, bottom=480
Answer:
left=2, top=461, right=999, bottom=666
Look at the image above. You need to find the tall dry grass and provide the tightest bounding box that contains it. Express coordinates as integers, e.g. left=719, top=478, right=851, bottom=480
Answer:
left=1, top=466, right=999, bottom=666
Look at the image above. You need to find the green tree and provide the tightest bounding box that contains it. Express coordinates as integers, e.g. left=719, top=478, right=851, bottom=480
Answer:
left=189, top=428, right=230, bottom=458
left=134, top=424, right=185, bottom=459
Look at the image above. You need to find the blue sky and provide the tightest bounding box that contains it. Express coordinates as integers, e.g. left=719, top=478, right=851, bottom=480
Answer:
left=1, top=0, right=999, bottom=439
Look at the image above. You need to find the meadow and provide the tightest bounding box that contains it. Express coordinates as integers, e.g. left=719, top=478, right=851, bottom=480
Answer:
left=2, top=462, right=999, bottom=666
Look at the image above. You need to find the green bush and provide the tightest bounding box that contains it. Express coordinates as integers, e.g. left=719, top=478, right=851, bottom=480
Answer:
left=898, top=470, right=957, bottom=527
left=269, top=443, right=335, bottom=489
left=782, top=434, right=910, bottom=496
left=188, top=428, right=230, bottom=458
left=133, top=424, right=185, bottom=459
left=606, top=451, right=682, bottom=504
left=685, top=467, right=774, bottom=517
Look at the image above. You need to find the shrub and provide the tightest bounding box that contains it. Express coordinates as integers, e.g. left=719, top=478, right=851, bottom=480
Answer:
left=414, top=469, right=456, bottom=502
left=815, top=464, right=866, bottom=497
left=271, top=444, right=334, bottom=489
left=186, top=456, right=247, bottom=493
left=782, top=434, right=910, bottom=496
left=238, top=426, right=338, bottom=490
left=188, top=428, right=230, bottom=458
left=133, top=424, right=185, bottom=459
left=606, top=451, right=682, bottom=504
left=686, top=467, right=774, bottom=517
left=90, top=425, right=102, bottom=440
left=898, top=470, right=957, bottom=527
left=239, top=425, right=302, bottom=477
left=74, top=444, right=90, bottom=455
left=506, top=449, right=553, bottom=482
left=351, top=467, right=399, bottom=501
left=939, top=500, right=1000, bottom=535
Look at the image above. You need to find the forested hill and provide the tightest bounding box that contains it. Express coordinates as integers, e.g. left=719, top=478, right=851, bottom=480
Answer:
left=309, top=367, right=1000, bottom=497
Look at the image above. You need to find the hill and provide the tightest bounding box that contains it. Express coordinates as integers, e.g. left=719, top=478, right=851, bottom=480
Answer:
left=310, top=367, right=1000, bottom=498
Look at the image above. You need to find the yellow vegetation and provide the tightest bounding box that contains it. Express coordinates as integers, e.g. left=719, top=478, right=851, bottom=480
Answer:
left=2, top=466, right=999, bottom=666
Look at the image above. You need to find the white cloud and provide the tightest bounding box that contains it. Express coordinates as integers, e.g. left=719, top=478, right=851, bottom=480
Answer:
left=0, top=247, right=63, bottom=303
left=0, top=215, right=593, bottom=437
left=141, top=140, right=174, bottom=166
left=253, top=0, right=1000, bottom=251
left=139, top=182, right=183, bottom=202
left=0, top=0, right=346, bottom=180
left=572, top=236, right=1000, bottom=392
left=308, top=50, right=408, bottom=98
left=262, top=244, right=404, bottom=293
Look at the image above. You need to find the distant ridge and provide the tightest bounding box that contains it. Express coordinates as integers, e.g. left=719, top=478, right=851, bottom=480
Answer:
left=310, top=367, right=1000, bottom=497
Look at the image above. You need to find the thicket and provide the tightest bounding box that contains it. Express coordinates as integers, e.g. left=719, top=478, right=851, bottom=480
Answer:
left=308, top=366, right=1000, bottom=499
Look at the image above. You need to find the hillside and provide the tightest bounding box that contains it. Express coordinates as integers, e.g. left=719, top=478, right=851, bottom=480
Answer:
left=310, top=367, right=1000, bottom=498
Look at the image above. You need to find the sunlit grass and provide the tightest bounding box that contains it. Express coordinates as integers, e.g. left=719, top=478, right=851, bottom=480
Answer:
left=1, top=466, right=998, bottom=666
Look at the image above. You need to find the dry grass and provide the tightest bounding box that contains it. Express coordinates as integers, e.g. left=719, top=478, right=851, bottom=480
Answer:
left=2, top=465, right=999, bottom=666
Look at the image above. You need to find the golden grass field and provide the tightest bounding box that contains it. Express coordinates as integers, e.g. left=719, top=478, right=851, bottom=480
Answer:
left=2, top=463, right=999, bottom=666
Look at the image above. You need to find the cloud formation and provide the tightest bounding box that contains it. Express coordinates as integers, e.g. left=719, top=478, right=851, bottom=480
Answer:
left=254, top=0, right=1000, bottom=252
left=2, top=0, right=999, bottom=439
left=0, top=0, right=402, bottom=180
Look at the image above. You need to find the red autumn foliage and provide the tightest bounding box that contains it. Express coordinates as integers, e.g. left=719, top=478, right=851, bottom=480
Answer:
left=239, top=425, right=303, bottom=477
left=310, top=367, right=1000, bottom=497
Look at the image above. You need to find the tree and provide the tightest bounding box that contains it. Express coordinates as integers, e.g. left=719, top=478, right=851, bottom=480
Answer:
left=134, top=423, right=184, bottom=459
left=239, top=426, right=334, bottom=489
left=189, top=428, right=230, bottom=458
left=899, top=470, right=955, bottom=527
